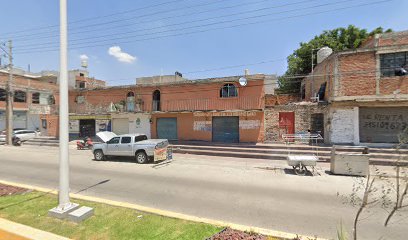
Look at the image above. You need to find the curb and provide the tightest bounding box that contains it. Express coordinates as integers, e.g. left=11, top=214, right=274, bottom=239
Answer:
left=0, top=179, right=327, bottom=240
left=0, top=218, right=70, bottom=240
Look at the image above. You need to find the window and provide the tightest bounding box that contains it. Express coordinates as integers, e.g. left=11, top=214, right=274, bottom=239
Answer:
left=32, top=92, right=40, bottom=104
left=79, top=82, right=86, bottom=89
left=220, top=84, right=238, bottom=98
left=121, top=137, right=131, bottom=144
left=79, top=73, right=85, bottom=77
left=380, top=51, right=408, bottom=77
left=127, top=92, right=135, bottom=112
left=107, top=137, right=120, bottom=144
left=14, top=90, right=26, bottom=103
left=135, top=135, right=148, bottom=142
left=42, top=119, right=47, bottom=129
left=48, top=95, right=55, bottom=105
left=0, top=88, right=6, bottom=101
left=152, top=90, right=161, bottom=111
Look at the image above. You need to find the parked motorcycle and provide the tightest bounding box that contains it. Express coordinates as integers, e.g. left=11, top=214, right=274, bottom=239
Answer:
left=12, top=137, right=22, bottom=146
left=76, top=137, right=93, bottom=150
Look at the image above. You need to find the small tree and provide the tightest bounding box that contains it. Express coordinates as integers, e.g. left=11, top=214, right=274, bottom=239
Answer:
left=341, top=128, right=408, bottom=240
left=384, top=128, right=408, bottom=226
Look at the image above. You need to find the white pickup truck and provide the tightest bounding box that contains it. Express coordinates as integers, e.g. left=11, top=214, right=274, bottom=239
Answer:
left=92, top=132, right=171, bottom=164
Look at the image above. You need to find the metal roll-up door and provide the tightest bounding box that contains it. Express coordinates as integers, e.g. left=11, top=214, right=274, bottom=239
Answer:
left=112, top=118, right=129, bottom=135
left=212, top=117, right=239, bottom=143
left=14, top=111, right=27, bottom=129
left=157, top=118, right=178, bottom=140
left=359, top=107, right=408, bottom=143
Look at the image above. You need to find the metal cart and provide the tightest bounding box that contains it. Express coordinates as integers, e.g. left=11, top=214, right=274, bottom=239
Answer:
left=282, top=133, right=323, bottom=175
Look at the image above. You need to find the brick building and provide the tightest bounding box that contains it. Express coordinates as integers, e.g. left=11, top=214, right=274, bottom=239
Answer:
left=303, top=30, right=408, bottom=144
left=0, top=69, right=59, bottom=136
left=69, top=74, right=276, bottom=143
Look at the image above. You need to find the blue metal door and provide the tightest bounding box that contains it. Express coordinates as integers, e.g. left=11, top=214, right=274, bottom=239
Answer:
left=157, top=118, right=178, bottom=140
left=212, top=117, right=239, bottom=143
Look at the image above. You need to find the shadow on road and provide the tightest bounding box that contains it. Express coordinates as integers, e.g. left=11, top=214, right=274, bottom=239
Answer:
left=75, top=179, right=110, bottom=194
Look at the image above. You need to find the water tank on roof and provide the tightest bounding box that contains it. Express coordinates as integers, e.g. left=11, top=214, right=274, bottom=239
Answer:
left=317, top=47, right=333, bottom=64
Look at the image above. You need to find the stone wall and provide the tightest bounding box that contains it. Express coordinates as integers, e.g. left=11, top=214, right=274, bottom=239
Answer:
left=264, top=103, right=327, bottom=142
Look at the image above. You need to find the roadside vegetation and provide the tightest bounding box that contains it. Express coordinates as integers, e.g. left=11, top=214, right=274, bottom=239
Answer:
left=0, top=187, right=283, bottom=240
left=0, top=190, right=221, bottom=240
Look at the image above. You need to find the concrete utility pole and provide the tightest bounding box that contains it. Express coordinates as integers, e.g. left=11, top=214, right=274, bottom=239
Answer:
left=5, top=40, right=13, bottom=145
left=49, top=0, right=93, bottom=222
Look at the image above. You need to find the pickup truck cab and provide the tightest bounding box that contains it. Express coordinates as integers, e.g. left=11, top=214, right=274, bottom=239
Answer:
left=93, top=131, right=171, bottom=164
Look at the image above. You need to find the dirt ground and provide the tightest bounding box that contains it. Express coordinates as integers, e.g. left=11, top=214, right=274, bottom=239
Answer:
left=0, top=183, right=28, bottom=197
left=207, top=228, right=268, bottom=240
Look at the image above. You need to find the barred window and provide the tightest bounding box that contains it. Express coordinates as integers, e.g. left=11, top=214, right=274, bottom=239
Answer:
left=220, top=84, right=238, bottom=98
left=380, top=52, right=408, bottom=77
left=32, top=92, right=40, bottom=104
left=14, top=90, right=26, bottom=103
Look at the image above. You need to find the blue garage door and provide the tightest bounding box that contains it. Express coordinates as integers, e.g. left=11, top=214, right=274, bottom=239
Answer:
left=212, top=117, right=239, bottom=143
left=157, top=118, right=178, bottom=140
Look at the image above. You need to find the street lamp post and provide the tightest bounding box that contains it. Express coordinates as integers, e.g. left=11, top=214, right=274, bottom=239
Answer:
left=49, top=0, right=93, bottom=221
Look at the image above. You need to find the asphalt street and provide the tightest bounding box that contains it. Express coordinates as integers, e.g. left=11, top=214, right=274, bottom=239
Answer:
left=0, top=145, right=407, bottom=240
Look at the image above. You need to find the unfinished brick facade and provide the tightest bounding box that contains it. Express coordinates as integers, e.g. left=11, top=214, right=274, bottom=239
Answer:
left=303, top=30, right=408, bottom=144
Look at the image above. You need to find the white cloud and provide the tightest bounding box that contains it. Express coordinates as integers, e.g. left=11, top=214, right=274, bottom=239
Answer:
left=79, top=54, right=89, bottom=60
left=108, top=46, right=136, bottom=63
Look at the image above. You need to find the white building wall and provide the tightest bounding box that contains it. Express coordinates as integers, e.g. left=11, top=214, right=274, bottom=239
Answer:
left=329, top=107, right=356, bottom=144
left=111, top=113, right=151, bottom=138
left=27, top=114, right=41, bottom=130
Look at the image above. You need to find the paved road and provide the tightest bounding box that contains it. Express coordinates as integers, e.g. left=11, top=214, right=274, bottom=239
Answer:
left=0, top=145, right=406, bottom=240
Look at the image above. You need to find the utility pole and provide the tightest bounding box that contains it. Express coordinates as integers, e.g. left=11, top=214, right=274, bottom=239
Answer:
left=5, top=40, right=13, bottom=145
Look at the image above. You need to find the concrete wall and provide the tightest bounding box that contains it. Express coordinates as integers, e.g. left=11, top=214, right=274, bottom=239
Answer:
left=111, top=113, right=151, bottom=138
left=328, top=107, right=358, bottom=144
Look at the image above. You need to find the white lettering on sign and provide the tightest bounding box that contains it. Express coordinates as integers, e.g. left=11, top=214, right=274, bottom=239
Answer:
left=193, top=111, right=257, bottom=117
left=240, top=120, right=260, bottom=130
left=193, top=121, right=212, bottom=132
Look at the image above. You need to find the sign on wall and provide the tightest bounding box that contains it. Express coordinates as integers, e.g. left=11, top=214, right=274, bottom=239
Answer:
left=193, top=121, right=212, bottom=132
left=193, top=111, right=257, bottom=117
left=96, top=120, right=110, bottom=132
left=239, top=120, right=260, bottom=130
left=69, top=120, right=79, bottom=133
left=359, top=107, right=408, bottom=143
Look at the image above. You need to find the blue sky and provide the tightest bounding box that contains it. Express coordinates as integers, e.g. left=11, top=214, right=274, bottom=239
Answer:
left=0, top=0, right=407, bottom=85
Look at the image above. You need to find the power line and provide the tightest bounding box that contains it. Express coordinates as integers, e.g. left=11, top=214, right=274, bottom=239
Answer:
left=15, top=0, right=354, bottom=49
left=14, top=0, right=390, bottom=54
left=0, top=0, right=191, bottom=38
left=7, top=0, right=233, bottom=41
left=12, top=0, right=281, bottom=45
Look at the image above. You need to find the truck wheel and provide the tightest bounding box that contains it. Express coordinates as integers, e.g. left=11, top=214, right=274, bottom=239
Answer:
left=94, top=150, right=105, bottom=161
left=136, top=151, right=148, bottom=164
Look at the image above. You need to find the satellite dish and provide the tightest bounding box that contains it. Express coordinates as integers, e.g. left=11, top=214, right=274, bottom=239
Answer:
left=239, top=77, right=247, bottom=86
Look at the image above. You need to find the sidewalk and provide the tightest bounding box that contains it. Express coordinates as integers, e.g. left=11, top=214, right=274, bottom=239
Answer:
left=0, top=218, right=70, bottom=240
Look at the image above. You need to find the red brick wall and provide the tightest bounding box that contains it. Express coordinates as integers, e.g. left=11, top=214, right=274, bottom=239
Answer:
left=304, top=55, right=335, bottom=100
left=70, top=76, right=265, bottom=113
left=0, top=72, right=59, bottom=110
left=265, top=94, right=299, bottom=107
left=338, top=52, right=377, bottom=96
